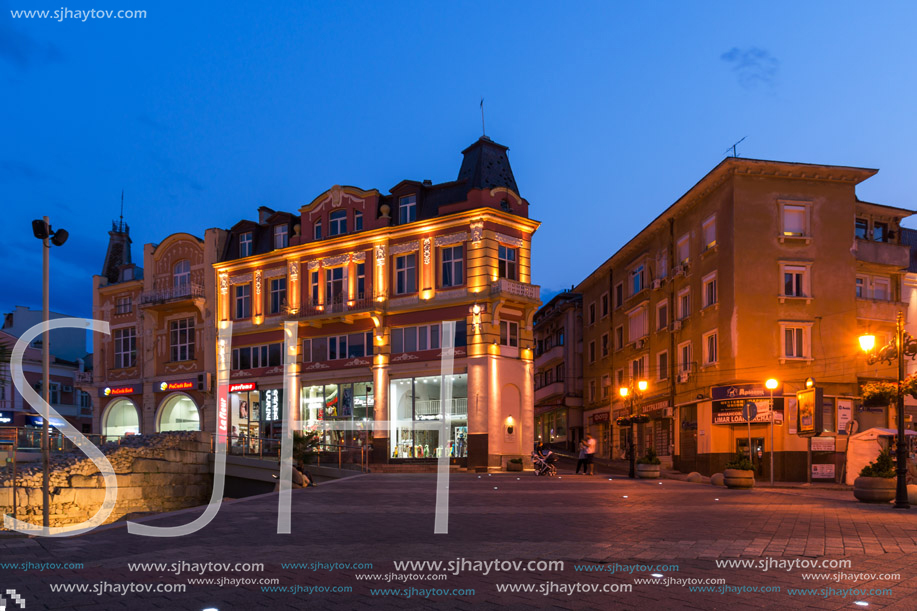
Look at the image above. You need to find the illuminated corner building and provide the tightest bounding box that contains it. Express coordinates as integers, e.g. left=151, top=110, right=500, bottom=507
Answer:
left=533, top=291, right=583, bottom=452
left=576, top=158, right=912, bottom=481
left=214, top=137, right=541, bottom=470
left=92, top=217, right=228, bottom=438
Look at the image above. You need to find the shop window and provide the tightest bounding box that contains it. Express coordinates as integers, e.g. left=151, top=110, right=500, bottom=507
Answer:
left=169, top=317, right=195, bottom=362
left=239, top=231, right=253, bottom=257
left=158, top=394, right=200, bottom=432
left=389, top=374, right=468, bottom=459
left=103, top=399, right=140, bottom=438
left=269, top=277, right=287, bottom=314
left=114, top=327, right=136, bottom=368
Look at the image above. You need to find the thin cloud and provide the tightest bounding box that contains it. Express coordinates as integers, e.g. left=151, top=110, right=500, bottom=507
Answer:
left=721, top=47, right=779, bottom=89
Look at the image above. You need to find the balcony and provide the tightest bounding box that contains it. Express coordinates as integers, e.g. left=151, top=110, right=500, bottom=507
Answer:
left=535, top=344, right=564, bottom=368
left=856, top=298, right=908, bottom=323
left=140, top=283, right=205, bottom=306
left=286, top=297, right=374, bottom=321
left=491, top=278, right=540, bottom=302
left=854, top=239, right=909, bottom=268
left=535, top=381, right=565, bottom=404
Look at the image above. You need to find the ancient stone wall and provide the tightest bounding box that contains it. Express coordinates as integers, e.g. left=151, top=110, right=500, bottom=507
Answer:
left=0, top=431, right=212, bottom=528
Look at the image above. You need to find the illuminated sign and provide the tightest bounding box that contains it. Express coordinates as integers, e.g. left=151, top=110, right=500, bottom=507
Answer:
left=796, top=387, right=824, bottom=437
left=229, top=382, right=257, bottom=393
left=592, top=412, right=610, bottom=424
left=100, top=385, right=137, bottom=397
left=218, top=396, right=228, bottom=437
left=264, top=389, right=281, bottom=421
left=0, top=411, right=12, bottom=424
left=158, top=380, right=194, bottom=392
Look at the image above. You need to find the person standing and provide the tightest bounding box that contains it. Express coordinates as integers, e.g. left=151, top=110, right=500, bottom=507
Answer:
left=575, top=438, right=588, bottom=474
left=585, top=434, right=597, bottom=475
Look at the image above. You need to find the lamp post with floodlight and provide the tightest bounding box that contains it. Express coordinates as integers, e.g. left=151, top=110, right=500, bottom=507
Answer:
left=619, top=379, right=648, bottom=479
left=765, top=378, right=779, bottom=486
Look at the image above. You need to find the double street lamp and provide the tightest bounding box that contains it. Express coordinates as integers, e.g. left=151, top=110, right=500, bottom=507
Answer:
left=859, top=310, right=913, bottom=510
left=31, top=216, right=68, bottom=528
left=619, top=379, right=648, bottom=479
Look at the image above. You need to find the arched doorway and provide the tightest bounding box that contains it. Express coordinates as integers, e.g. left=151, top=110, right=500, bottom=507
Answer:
left=157, top=393, right=201, bottom=432
left=102, top=399, right=140, bottom=437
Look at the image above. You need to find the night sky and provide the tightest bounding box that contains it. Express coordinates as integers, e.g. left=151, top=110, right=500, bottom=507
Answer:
left=4, top=1, right=917, bottom=329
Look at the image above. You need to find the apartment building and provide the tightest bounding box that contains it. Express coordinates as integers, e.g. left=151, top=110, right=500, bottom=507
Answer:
left=533, top=291, right=583, bottom=452
left=577, top=157, right=911, bottom=480
left=213, top=137, right=541, bottom=469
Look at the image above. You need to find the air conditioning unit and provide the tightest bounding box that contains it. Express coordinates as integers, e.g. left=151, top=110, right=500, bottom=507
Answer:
left=677, top=371, right=690, bottom=383
left=662, top=407, right=674, bottom=418
left=652, top=279, right=663, bottom=289
left=62, top=385, right=73, bottom=392
left=636, top=339, right=646, bottom=349
left=672, top=320, right=682, bottom=331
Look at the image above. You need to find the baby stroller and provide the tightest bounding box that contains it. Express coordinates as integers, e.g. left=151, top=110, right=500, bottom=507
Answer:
left=532, top=452, right=557, bottom=476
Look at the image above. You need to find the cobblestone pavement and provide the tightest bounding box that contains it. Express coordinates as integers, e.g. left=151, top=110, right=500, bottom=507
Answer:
left=1, top=471, right=916, bottom=610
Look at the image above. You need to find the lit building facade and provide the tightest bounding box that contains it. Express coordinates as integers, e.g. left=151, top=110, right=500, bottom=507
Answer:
left=92, top=220, right=226, bottom=438
left=577, top=157, right=912, bottom=480
left=213, top=137, right=540, bottom=469
left=533, top=291, right=583, bottom=452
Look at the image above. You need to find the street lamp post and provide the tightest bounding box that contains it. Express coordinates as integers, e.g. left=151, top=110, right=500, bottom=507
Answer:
left=31, top=217, right=68, bottom=528
left=619, top=379, right=648, bottom=479
left=765, top=378, right=779, bottom=486
left=859, top=310, right=912, bottom=510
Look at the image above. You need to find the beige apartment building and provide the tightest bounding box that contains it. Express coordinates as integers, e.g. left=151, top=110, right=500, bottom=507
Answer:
left=577, top=157, right=911, bottom=481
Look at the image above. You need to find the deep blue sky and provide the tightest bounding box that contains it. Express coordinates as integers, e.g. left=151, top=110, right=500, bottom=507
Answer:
left=3, top=1, right=917, bottom=323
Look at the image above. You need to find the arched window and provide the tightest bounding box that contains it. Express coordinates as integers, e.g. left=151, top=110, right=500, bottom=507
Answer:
left=157, top=394, right=201, bottom=432
left=103, top=399, right=140, bottom=438
left=173, top=260, right=190, bottom=290
left=329, top=210, right=347, bottom=236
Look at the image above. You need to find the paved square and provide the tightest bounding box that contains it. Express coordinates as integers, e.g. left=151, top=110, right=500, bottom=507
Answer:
left=1, top=472, right=916, bottom=609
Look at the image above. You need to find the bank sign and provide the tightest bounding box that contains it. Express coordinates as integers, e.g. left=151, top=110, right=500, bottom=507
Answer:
left=712, top=383, right=785, bottom=425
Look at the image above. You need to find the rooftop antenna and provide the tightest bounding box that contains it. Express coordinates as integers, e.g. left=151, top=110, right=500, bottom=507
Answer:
left=119, top=189, right=124, bottom=232
left=724, top=136, right=746, bottom=158
left=480, top=97, right=486, bottom=137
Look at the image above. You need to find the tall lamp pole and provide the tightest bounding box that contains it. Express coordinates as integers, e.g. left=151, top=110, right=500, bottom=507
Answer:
left=619, top=379, right=648, bottom=479
left=31, top=217, right=68, bottom=528
left=860, top=311, right=912, bottom=510
left=765, top=378, right=779, bottom=486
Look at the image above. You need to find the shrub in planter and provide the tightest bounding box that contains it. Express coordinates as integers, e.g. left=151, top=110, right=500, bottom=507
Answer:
left=854, top=448, right=896, bottom=503
left=723, top=453, right=755, bottom=489
left=293, top=430, right=321, bottom=465
left=861, top=381, right=897, bottom=407
left=636, top=448, right=661, bottom=479
left=507, top=457, right=524, bottom=472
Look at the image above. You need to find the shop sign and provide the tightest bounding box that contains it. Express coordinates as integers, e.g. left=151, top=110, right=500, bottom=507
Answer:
left=796, top=387, right=823, bottom=437
left=0, top=411, right=12, bottom=424
left=811, top=436, right=836, bottom=452
left=837, top=399, right=853, bottom=435
left=229, top=382, right=257, bottom=393
left=263, top=389, right=281, bottom=421
left=812, top=464, right=835, bottom=479
left=100, top=385, right=137, bottom=397
left=158, top=380, right=194, bottom=392
left=25, top=416, right=66, bottom=428
left=592, top=412, right=610, bottom=424
left=712, top=384, right=784, bottom=425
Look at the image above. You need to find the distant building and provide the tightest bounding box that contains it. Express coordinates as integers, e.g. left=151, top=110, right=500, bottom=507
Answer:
left=91, top=220, right=227, bottom=438
left=533, top=291, right=583, bottom=452
left=2, top=305, right=89, bottom=362
left=576, top=157, right=912, bottom=480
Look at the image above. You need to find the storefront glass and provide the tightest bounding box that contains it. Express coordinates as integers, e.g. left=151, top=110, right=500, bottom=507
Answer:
left=231, top=389, right=261, bottom=451
left=300, top=381, right=374, bottom=448
left=157, top=394, right=200, bottom=432
left=103, top=399, right=140, bottom=437
left=389, top=374, right=468, bottom=459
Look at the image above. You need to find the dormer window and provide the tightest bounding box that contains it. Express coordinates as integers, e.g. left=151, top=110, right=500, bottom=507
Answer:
left=273, top=225, right=289, bottom=249
left=329, top=210, right=347, bottom=236
left=314, top=221, right=322, bottom=240
left=354, top=211, right=363, bottom=231
left=399, top=195, right=417, bottom=224
left=239, top=231, right=253, bottom=257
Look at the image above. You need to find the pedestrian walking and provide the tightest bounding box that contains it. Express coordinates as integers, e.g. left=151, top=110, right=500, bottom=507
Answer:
left=575, top=438, right=588, bottom=474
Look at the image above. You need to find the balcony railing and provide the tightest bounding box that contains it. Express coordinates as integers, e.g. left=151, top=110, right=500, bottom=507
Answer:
left=140, top=283, right=205, bottom=305
left=854, top=239, right=910, bottom=268
left=491, top=278, right=540, bottom=300
left=287, top=296, right=373, bottom=318
left=535, top=381, right=565, bottom=403
left=414, top=398, right=468, bottom=417
left=856, top=298, right=907, bottom=323
left=535, top=344, right=564, bottom=368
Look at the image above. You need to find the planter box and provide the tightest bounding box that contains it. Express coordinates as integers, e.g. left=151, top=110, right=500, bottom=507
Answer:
left=723, top=469, right=755, bottom=489
left=853, top=476, right=895, bottom=503
left=506, top=461, right=523, bottom=472
left=636, top=463, right=660, bottom=479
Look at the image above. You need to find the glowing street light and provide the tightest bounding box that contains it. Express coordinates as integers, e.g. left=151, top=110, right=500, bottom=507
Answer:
left=859, top=333, right=876, bottom=353
left=765, top=378, right=778, bottom=486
